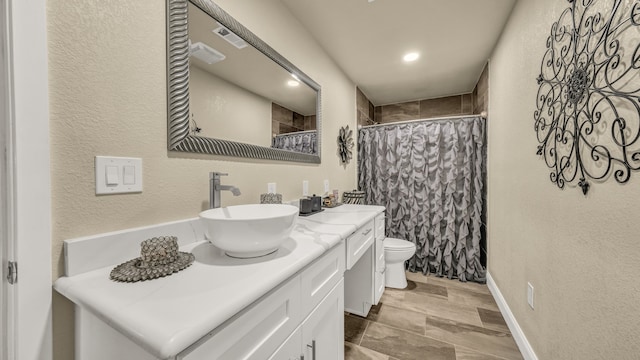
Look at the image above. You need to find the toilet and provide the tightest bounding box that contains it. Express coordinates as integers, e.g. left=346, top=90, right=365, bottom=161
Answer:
left=384, top=238, right=417, bottom=289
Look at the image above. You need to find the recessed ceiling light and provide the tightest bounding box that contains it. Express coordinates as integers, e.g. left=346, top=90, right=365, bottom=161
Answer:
left=287, top=80, right=300, bottom=87
left=403, top=52, right=420, bottom=62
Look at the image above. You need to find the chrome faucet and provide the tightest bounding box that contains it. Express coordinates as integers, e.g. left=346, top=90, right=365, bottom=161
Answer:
left=210, top=172, right=241, bottom=209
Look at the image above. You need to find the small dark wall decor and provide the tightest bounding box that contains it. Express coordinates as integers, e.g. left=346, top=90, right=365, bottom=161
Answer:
left=338, top=125, right=354, bottom=164
left=534, top=0, right=640, bottom=195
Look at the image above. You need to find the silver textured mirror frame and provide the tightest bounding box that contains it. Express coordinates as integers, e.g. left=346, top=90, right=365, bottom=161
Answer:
left=167, top=0, right=322, bottom=163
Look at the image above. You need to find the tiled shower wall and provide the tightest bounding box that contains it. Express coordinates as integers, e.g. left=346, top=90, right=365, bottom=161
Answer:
left=356, top=62, right=489, bottom=125
left=472, top=63, right=489, bottom=115
left=373, top=94, right=474, bottom=124
left=356, top=87, right=376, bottom=127
left=272, top=103, right=317, bottom=136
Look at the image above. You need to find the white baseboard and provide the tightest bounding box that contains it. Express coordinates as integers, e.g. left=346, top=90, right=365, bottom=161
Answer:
left=486, top=272, right=538, bottom=360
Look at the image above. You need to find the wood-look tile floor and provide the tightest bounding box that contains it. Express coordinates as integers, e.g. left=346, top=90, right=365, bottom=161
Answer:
left=344, top=271, right=523, bottom=360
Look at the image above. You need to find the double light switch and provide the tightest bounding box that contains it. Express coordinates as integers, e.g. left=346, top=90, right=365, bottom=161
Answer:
left=96, top=156, right=143, bottom=195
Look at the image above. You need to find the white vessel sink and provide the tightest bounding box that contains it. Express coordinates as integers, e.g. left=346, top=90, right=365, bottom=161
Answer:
left=199, top=204, right=299, bottom=258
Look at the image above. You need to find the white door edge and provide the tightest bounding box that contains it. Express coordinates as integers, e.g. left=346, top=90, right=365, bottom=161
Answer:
left=3, top=0, right=53, bottom=359
left=1, top=0, right=14, bottom=357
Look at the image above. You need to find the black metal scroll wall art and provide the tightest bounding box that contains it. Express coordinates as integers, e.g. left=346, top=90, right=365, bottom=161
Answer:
left=534, top=0, right=640, bottom=195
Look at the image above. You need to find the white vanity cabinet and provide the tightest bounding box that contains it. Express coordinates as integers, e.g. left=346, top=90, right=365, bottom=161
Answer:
left=344, top=213, right=385, bottom=317
left=301, top=279, right=344, bottom=360
left=269, top=279, right=344, bottom=360
left=178, top=275, right=302, bottom=360
left=72, top=242, right=344, bottom=360
left=345, top=219, right=375, bottom=270
left=270, top=280, right=344, bottom=360
left=270, top=328, right=303, bottom=360
left=373, top=212, right=386, bottom=304
left=56, top=205, right=385, bottom=360
left=178, top=242, right=345, bottom=360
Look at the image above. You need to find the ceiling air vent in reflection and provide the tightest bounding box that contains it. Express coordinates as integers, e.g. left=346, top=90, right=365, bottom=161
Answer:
left=213, top=23, right=248, bottom=49
left=190, top=41, right=226, bottom=65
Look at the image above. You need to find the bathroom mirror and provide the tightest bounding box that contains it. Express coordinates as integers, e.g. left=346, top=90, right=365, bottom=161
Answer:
left=167, top=0, right=322, bottom=163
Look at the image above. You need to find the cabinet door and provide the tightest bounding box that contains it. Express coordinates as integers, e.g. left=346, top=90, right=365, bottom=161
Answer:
left=179, top=276, right=301, bottom=360
left=343, top=246, right=373, bottom=317
left=374, top=235, right=385, bottom=305
left=76, top=308, right=158, bottom=360
left=373, top=212, right=386, bottom=305
left=374, top=266, right=385, bottom=305
left=302, top=279, right=344, bottom=360
left=269, top=328, right=302, bottom=360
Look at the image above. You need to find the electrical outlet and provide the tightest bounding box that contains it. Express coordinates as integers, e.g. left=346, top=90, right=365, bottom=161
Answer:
left=527, top=282, right=534, bottom=309
left=302, top=180, right=309, bottom=196
left=267, top=182, right=276, bottom=193
left=323, top=179, right=330, bottom=194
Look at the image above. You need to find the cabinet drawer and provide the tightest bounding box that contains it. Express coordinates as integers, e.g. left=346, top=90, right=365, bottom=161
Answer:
left=300, top=241, right=345, bottom=315
left=179, top=276, right=301, bottom=360
left=374, top=213, right=385, bottom=241
left=346, top=220, right=374, bottom=270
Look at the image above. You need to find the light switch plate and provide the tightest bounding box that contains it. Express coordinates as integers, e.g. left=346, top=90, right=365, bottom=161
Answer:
left=323, top=179, right=330, bottom=194
left=527, top=282, right=534, bottom=309
left=96, top=156, right=143, bottom=195
left=302, top=180, right=309, bottom=196
left=267, top=182, right=277, bottom=193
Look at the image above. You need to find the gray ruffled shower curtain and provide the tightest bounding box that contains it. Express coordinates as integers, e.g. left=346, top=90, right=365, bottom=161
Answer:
left=358, top=116, right=486, bottom=282
left=272, top=130, right=317, bottom=154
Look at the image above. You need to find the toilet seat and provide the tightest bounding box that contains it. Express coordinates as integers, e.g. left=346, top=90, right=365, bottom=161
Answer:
left=384, top=238, right=415, bottom=251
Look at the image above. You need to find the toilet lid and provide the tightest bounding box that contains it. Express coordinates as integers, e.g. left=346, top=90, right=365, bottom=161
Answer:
left=384, top=238, right=416, bottom=251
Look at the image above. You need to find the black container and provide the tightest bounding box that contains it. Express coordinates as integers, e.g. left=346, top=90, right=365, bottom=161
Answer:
left=299, top=198, right=313, bottom=214
left=310, top=195, right=322, bottom=212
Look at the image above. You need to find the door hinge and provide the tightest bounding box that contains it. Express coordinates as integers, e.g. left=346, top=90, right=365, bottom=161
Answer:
left=7, top=261, right=17, bottom=284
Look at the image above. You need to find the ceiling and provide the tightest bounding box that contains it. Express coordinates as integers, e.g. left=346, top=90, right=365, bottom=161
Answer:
left=189, top=3, right=317, bottom=116
left=281, top=0, right=517, bottom=106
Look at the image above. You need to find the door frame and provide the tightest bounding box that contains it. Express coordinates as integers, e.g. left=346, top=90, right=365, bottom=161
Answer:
left=2, top=0, right=52, bottom=359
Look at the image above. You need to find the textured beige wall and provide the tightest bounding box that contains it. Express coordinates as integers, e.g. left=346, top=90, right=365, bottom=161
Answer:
left=488, top=0, right=640, bottom=358
left=190, top=65, right=272, bottom=146
left=472, top=62, right=488, bottom=115
left=47, top=0, right=356, bottom=358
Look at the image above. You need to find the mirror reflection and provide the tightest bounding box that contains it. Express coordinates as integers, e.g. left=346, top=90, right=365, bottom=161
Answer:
left=187, top=2, right=318, bottom=154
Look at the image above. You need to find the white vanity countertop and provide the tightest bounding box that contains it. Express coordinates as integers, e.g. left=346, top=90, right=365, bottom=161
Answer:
left=54, top=204, right=384, bottom=359
left=305, top=204, right=385, bottom=228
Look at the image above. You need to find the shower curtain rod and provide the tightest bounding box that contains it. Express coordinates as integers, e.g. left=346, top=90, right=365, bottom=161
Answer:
left=273, top=129, right=316, bottom=135
left=359, top=111, right=487, bottom=129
